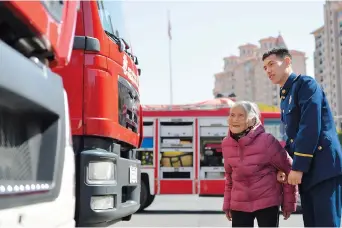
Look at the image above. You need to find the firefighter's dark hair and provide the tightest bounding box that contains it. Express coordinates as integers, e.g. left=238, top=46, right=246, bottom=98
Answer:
left=262, top=48, right=292, bottom=61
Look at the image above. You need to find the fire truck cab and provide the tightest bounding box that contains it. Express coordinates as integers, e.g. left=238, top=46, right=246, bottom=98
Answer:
left=52, top=1, right=142, bottom=226
left=137, top=98, right=286, bottom=211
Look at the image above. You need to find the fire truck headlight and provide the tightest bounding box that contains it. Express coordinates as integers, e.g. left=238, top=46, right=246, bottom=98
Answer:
left=87, top=161, right=116, bottom=183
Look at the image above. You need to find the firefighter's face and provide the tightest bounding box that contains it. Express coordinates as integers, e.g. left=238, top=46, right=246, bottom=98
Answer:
left=228, top=106, right=248, bottom=134
left=263, top=54, right=290, bottom=86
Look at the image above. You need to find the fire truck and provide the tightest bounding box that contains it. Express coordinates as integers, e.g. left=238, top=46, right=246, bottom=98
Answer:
left=0, top=0, right=141, bottom=226
left=0, top=1, right=79, bottom=227
left=137, top=98, right=286, bottom=211
left=52, top=1, right=142, bottom=226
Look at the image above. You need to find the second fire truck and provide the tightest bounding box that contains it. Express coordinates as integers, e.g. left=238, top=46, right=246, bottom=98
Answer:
left=137, top=98, right=286, bottom=211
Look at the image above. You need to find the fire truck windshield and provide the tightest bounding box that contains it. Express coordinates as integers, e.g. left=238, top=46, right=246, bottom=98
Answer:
left=97, top=0, right=127, bottom=41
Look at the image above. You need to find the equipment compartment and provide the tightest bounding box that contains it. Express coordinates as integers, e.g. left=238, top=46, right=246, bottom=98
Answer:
left=161, top=138, right=193, bottom=148
left=199, top=138, right=224, bottom=167
left=159, top=119, right=195, bottom=179
left=200, top=126, right=227, bottom=137
left=136, top=149, right=154, bottom=166
left=143, top=126, right=154, bottom=137
left=198, top=117, right=228, bottom=127
left=160, top=120, right=194, bottom=137
left=160, top=125, right=193, bottom=137
left=160, top=151, right=193, bottom=168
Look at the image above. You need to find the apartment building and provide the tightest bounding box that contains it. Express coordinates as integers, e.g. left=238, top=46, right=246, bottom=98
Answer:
left=311, top=1, right=342, bottom=127
left=213, top=34, right=307, bottom=106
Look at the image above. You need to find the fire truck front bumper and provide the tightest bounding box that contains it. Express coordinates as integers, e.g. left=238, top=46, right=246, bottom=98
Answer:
left=76, top=149, right=141, bottom=227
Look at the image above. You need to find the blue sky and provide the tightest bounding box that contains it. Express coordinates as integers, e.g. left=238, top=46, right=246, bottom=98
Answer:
left=123, top=1, right=325, bottom=105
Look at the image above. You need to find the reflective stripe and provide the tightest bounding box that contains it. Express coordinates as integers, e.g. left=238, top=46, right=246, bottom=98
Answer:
left=294, top=152, right=313, bottom=158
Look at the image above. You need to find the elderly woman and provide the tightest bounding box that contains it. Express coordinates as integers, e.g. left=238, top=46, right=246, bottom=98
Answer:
left=222, top=101, right=298, bottom=227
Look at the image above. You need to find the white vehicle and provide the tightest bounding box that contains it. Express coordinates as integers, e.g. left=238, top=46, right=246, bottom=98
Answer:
left=0, top=40, right=75, bottom=227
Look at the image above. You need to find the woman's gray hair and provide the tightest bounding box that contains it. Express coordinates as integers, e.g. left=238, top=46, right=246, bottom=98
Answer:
left=231, top=101, right=261, bottom=126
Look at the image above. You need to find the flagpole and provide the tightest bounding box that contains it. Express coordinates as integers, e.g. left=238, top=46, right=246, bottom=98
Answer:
left=168, top=9, right=173, bottom=105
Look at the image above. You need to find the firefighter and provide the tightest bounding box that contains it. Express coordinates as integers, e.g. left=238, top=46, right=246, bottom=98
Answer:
left=262, top=48, right=342, bottom=227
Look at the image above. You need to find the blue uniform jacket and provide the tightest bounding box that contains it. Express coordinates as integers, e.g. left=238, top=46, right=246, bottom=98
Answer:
left=280, top=73, right=342, bottom=192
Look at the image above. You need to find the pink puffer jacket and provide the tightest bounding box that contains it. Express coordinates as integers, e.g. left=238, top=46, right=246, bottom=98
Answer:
left=222, top=124, right=298, bottom=213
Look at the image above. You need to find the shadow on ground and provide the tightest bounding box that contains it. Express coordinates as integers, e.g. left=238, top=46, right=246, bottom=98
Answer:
left=137, top=210, right=302, bottom=215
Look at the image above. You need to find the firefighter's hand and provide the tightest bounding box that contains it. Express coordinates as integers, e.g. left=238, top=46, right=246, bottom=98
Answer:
left=225, top=210, right=232, bottom=221
left=282, top=211, right=291, bottom=220
left=277, top=171, right=287, bottom=183
left=287, top=170, right=303, bottom=185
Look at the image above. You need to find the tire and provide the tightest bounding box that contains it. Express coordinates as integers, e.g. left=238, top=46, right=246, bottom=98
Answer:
left=138, top=180, right=148, bottom=211
left=122, top=214, right=132, bottom=221
left=144, top=194, right=155, bottom=209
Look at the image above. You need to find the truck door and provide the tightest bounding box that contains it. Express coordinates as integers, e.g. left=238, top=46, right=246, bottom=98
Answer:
left=198, top=117, right=227, bottom=195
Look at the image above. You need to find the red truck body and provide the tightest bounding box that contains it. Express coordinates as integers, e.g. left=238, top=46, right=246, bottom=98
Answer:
left=53, top=1, right=142, bottom=226
left=58, top=2, right=141, bottom=147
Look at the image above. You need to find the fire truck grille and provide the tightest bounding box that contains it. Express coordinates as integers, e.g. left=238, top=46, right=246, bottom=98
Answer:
left=0, top=105, right=57, bottom=195
left=118, top=76, right=140, bottom=134
left=0, top=109, right=40, bottom=183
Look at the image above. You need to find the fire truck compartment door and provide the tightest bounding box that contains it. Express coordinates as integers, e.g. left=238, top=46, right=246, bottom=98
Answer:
left=200, top=126, right=227, bottom=137
left=160, top=126, right=193, bottom=137
left=143, top=125, right=154, bottom=137
left=199, top=117, right=227, bottom=127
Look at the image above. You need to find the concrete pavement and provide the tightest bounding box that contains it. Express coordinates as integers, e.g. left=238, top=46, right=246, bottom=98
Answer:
left=115, top=195, right=304, bottom=227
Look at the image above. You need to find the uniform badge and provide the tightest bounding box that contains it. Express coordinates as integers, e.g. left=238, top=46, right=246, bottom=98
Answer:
left=289, top=95, right=292, bottom=104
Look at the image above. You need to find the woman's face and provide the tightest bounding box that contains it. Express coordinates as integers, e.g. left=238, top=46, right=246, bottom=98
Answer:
left=228, top=106, right=248, bottom=134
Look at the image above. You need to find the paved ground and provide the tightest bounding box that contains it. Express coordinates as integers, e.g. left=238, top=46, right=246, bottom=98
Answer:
left=115, top=195, right=304, bottom=227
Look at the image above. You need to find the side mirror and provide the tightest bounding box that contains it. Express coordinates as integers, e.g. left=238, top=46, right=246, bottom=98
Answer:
left=118, top=39, right=125, bottom=53
left=134, top=56, right=139, bottom=65
left=138, top=68, right=141, bottom=76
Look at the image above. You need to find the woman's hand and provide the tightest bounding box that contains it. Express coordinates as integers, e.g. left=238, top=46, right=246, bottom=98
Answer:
left=277, top=171, right=287, bottom=183
left=225, top=210, right=232, bottom=221
left=282, top=211, right=291, bottom=220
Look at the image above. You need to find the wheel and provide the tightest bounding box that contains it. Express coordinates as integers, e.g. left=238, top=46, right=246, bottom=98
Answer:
left=144, top=194, right=155, bottom=209
left=122, top=214, right=132, bottom=221
left=138, top=180, right=148, bottom=211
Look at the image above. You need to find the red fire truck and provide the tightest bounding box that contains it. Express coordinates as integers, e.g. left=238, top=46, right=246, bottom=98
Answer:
left=137, top=98, right=286, bottom=211
left=52, top=1, right=142, bottom=226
